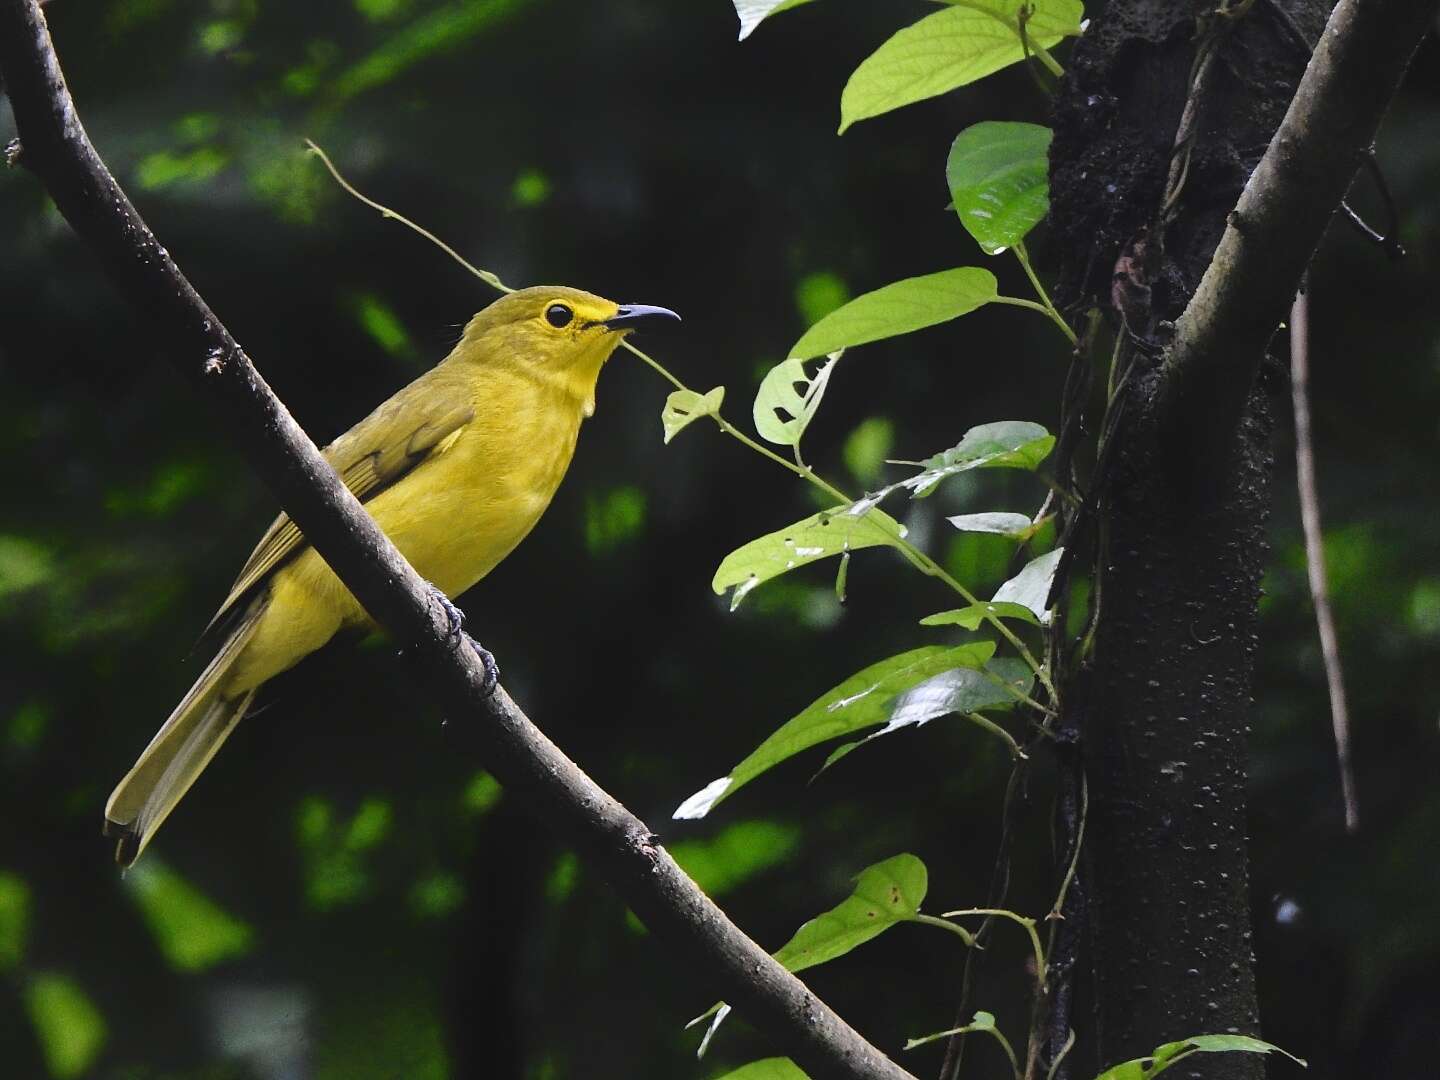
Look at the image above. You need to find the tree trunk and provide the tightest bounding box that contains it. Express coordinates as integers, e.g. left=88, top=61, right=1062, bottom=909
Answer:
left=1047, top=0, right=1331, bottom=1073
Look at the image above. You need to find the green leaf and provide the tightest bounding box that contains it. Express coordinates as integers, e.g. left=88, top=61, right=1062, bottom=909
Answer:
left=662, top=386, right=725, bottom=444
left=920, top=420, right=1055, bottom=477
left=772, top=854, right=927, bottom=972
left=711, top=1060, right=810, bottom=1080
left=1094, top=1036, right=1313, bottom=1077
left=817, top=657, right=1033, bottom=775
left=947, top=121, right=1053, bottom=255
left=1150, top=1035, right=1305, bottom=1073
left=905, top=1010, right=1001, bottom=1050
left=712, top=505, right=906, bottom=610
left=674, top=644, right=993, bottom=819
left=1093, top=1033, right=1305, bottom=1080
left=753, top=354, right=842, bottom=446
left=945, top=511, right=1034, bottom=536
left=846, top=420, right=1054, bottom=515
left=734, top=0, right=817, bottom=40
left=920, top=601, right=1041, bottom=629
left=906, top=421, right=1054, bottom=498
left=1156, top=1034, right=1304, bottom=1064
left=790, top=269, right=996, bottom=361
left=689, top=855, right=926, bottom=1058
left=992, top=548, right=1063, bottom=624
left=1092, top=1064, right=1144, bottom=1080
left=839, top=0, right=1084, bottom=132
left=886, top=656, right=1033, bottom=721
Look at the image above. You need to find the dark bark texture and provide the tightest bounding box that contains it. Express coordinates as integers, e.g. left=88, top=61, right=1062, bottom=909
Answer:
left=1047, top=0, right=1330, bottom=1074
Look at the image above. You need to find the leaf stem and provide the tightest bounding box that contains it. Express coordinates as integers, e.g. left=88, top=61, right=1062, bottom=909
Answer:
left=964, top=712, right=1028, bottom=759
left=907, top=1019, right=1022, bottom=1080
left=1012, top=243, right=1077, bottom=345
left=941, top=908, right=1047, bottom=995
left=1027, top=39, right=1064, bottom=79
left=914, top=913, right=977, bottom=947
left=305, top=140, right=512, bottom=296
left=621, top=339, right=688, bottom=392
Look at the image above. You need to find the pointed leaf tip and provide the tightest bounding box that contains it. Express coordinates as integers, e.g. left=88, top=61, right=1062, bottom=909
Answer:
left=673, top=776, right=732, bottom=820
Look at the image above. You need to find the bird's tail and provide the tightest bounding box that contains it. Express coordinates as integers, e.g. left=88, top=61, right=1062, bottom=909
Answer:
left=104, top=604, right=263, bottom=866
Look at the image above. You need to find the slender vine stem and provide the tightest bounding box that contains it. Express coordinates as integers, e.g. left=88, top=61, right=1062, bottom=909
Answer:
left=1013, top=243, right=1078, bottom=346
left=1046, top=772, right=1087, bottom=922
left=1044, top=1029, right=1076, bottom=1080
left=914, top=913, right=978, bottom=947
left=964, top=711, right=1028, bottom=759
left=907, top=1019, right=1022, bottom=1080
left=942, top=908, right=1047, bottom=996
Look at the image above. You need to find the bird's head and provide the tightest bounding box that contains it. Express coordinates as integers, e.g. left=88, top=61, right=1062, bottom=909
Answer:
left=454, top=286, right=679, bottom=415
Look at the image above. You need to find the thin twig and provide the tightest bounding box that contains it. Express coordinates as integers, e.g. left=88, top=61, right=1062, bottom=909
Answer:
left=1290, top=279, right=1360, bottom=832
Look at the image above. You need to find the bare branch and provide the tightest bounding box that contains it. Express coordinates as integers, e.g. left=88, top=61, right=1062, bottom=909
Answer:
left=1159, top=0, right=1435, bottom=464
left=1290, top=281, right=1360, bottom=832
left=0, top=3, right=916, bottom=1077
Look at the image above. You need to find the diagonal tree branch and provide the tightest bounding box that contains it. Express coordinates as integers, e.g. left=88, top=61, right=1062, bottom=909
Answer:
left=0, top=3, right=916, bottom=1077
left=1158, top=0, right=1435, bottom=467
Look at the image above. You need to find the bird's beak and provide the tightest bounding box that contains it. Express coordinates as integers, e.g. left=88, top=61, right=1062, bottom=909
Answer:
left=605, top=304, right=681, bottom=330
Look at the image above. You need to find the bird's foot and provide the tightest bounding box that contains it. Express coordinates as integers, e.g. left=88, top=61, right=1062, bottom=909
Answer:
left=426, top=584, right=465, bottom=644
left=464, top=634, right=500, bottom=696
left=422, top=584, right=497, bottom=694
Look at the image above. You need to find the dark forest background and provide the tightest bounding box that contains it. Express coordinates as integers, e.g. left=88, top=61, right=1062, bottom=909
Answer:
left=2, top=1, right=1438, bottom=1077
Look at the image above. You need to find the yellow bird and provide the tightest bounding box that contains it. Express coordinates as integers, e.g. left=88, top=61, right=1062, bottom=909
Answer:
left=104, top=285, right=679, bottom=866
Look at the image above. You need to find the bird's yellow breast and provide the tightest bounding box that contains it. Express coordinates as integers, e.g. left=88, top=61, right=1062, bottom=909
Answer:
left=221, top=367, right=590, bottom=696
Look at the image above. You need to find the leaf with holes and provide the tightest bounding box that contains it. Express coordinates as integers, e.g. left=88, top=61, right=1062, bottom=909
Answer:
left=712, top=505, right=905, bottom=610
left=947, top=122, right=1053, bottom=255
left=789, top=269, right=996, bottom=361
left=753, top=353, right=841, bottom=446
left=661, top=386, right=724, bottom=444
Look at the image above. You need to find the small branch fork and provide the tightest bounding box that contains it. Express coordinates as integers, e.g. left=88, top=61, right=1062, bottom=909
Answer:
left=0, top=3, right=915, bottom=1077
left=1157, top=0, right=1435, bottom=466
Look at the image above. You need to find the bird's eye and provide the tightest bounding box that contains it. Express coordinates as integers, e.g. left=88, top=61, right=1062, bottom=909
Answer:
left=545, top=303, right=573, bottom=329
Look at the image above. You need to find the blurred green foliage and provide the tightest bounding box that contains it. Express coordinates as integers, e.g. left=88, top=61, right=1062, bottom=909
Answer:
left=125, top=861, right=256, bottom=972
left=25, top=973, right=107, bottom=1079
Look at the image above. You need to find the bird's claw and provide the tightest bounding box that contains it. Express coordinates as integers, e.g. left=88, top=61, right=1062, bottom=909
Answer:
left=423, top=584, right=496, bottom=693
left=464, top=634, right=500, bottom=696
left=426, top=584, right=465, bottom=644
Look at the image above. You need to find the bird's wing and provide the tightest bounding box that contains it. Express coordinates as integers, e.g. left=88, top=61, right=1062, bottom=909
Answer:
left=199, top=390, right=475, bottom=639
